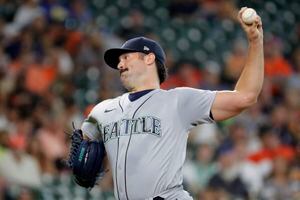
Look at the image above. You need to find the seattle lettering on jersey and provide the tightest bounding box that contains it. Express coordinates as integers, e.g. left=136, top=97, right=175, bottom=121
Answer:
left=100, top=116, right=162, bottom=143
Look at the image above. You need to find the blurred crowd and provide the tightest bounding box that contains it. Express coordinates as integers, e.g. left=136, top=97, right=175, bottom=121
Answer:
left=0, top=0, right=299, bottom=199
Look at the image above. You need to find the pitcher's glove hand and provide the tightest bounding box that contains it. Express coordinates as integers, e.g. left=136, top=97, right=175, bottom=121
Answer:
left=67, top=128, right=105, bottom=189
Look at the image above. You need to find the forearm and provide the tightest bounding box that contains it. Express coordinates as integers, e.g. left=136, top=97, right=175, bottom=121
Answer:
left=211, top=8, right=264, bottom=121
left=234, top=39, right=264, bottom=100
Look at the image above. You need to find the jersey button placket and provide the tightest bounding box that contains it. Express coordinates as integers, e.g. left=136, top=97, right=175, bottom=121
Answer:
left=118, top=106, right=132, bottom=199
left=117, top=136, right=128, bottom=200
left=118, top=164, right=122, bottom=170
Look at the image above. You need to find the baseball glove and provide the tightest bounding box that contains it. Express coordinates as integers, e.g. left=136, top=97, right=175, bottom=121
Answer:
left=67, top=128, right=105, bottom=189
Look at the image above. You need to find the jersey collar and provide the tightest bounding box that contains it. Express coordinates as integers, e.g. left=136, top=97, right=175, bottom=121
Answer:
left=128, top=89, right=155, bottom=102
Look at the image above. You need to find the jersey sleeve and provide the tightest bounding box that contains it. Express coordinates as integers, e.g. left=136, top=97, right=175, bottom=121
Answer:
left=81, top=114, right=101, bottom=141
left=175, top=87, right=216, bottom=129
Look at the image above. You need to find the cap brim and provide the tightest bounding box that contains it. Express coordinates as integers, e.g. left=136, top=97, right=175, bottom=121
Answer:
left=104, top=48, right=138, bottom=69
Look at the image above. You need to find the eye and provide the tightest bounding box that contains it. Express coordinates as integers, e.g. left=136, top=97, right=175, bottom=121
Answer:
left=119, top=54, right=127, bottom=62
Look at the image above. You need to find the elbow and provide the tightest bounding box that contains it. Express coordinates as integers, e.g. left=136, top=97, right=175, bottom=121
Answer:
left=246, top=92, right=258, bottom=105
left=239, top=92, right=258, bottom=109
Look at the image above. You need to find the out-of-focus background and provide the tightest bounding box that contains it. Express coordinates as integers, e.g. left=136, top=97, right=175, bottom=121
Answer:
left=0, top=0, right=299, bottom=199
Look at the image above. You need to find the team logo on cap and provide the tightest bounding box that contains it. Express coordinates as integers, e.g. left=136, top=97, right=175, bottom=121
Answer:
left=144, top=46, right=150, bottom=51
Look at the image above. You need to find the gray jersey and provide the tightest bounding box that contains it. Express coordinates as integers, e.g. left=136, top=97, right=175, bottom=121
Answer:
left=81, top=88, right=216, bottom=200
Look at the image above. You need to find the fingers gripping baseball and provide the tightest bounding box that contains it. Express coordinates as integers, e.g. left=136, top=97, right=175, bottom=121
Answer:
left=238, top=7, right=263, bottom=43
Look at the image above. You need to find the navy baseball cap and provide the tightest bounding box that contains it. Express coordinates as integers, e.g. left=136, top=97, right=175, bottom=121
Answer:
left=104, top=37, right=166, bottom=69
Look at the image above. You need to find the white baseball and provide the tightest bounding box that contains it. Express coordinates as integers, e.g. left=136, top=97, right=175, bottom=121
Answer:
left=242, top=8, right=257, bottom=25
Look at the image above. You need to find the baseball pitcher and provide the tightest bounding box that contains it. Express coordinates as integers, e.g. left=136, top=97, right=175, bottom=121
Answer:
left=68, top=7, right=264, bottom=200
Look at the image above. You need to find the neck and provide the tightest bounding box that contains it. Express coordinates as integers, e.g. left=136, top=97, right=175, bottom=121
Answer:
left=130, top=82, right=160, bottom=93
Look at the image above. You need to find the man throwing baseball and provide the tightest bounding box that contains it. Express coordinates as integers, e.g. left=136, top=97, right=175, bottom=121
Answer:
left=79, top=7, right=263, bottom=200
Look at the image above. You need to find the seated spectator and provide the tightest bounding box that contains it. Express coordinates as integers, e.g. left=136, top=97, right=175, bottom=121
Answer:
left=36, top=115, right=68, bottom=175
left=0, top=130, right=42, bottom=188
left=183, top=143, right=217, bottom=195
left=117, top=9, right=149, bottom=40
left=3, top=0, right=44, bottom=36
left=264, top=36, right=293, bottom=78
left=234, top=140, right=265, bottom=196
left=248, top=125, right=295, bottom=178
left=288, top=110, right=300, bottom=148
left=208, top=145, right=249, bottom=199
left=201, top=60, right=225, bottom=90
left=269, top=104, right=296, bottom=146
left=291, top=47, right=300, bottom=72
left=288, top=164, right=300, bottom=199
left=223, top=38, right=247, bottom=85
left=259, top=157, right=295, bottom=200
left=161, top=60, right=202, bottom=89
left=196, top=0, right=238, bottom=21
left=24, top=56, right=57, bottom=95
left=216, top=122, right=255, bottom=156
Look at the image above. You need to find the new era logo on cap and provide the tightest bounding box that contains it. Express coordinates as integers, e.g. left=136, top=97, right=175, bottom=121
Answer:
left=104, top=37, right=166, bottom=69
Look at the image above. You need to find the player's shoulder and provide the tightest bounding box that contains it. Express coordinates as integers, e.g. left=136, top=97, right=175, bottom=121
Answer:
left=155, top=87, right=193, bottom=99
left=161, top=87, right=215, bottom=99
left=89, top=95, right=122, bottom=115
left=164, top=87, right=206, bottom=94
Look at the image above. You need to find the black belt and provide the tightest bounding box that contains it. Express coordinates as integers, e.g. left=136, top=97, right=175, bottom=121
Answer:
left=153, top=197, right=164, bottom=200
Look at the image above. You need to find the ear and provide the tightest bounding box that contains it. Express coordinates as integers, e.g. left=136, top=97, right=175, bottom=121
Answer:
left=144, top=53, right=156, bottom=65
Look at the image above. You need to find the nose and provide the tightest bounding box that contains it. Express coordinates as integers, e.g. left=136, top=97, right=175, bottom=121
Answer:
left=117, top=60, right=124, bottom=70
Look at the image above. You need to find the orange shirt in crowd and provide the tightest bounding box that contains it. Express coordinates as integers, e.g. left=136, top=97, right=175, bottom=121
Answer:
left=161, top=67, right=202, bottom=89
left=25, top=64, right=57, bottom=95
left=265, top=56, right=293, bottom=77
left=248, top=145, right=295, bottom=163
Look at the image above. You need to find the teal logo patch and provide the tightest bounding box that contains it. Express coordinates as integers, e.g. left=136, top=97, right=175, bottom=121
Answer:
left=78, top=147, right=85, bottom=162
